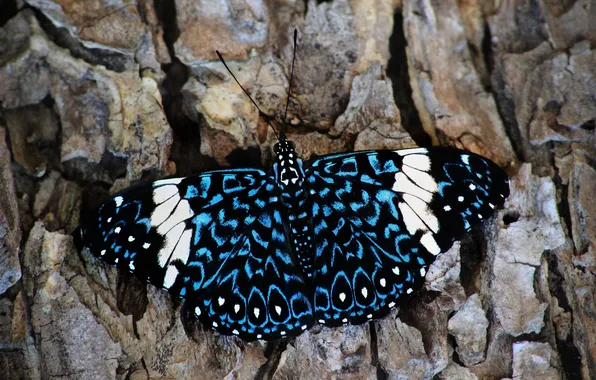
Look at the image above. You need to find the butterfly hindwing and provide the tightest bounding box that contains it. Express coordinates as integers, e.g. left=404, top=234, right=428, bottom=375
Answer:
left=304, top=147, right=509, bottom=325
left=182, top=176, right=314, bottom=340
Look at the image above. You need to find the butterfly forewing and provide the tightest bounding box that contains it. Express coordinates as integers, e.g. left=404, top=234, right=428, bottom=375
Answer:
left=304, top=147, right=509, bottom=325
left=78, top=180, right=173, bottom=286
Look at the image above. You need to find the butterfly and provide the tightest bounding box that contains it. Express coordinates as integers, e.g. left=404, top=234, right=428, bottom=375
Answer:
left=74, top=32, right=510, bottom=342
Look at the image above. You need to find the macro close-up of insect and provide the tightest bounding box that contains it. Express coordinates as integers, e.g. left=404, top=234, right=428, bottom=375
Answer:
left=75, top=32, right=510, bottom=343
left=0, top=1, right=594, bottom=379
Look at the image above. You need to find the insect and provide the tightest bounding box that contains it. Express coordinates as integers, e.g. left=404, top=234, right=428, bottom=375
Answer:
left=75, top=31, right=509, bottom=341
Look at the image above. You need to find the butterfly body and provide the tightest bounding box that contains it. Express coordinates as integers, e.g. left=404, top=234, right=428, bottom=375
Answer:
left=272, top=135, right=315, bottom=279
left=76, top=132, right=509, bottom=341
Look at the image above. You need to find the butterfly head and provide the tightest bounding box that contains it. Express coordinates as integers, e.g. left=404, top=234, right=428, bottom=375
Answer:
left=273, top=133, right=304, bottom=188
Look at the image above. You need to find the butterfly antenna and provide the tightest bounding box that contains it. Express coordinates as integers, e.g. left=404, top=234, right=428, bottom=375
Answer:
left=216, top=50, right=279, bottom=140
left=283, top=29, right=298, bottom=127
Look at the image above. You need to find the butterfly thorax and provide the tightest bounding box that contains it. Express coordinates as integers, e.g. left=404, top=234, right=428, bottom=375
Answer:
left=273, top=136, right=314, bottom=279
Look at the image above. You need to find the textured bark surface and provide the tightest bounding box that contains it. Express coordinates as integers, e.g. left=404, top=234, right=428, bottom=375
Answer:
left=0, top=0, right=595, bottom=379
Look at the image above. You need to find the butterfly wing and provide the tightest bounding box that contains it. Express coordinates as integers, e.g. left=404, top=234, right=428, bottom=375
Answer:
left=77, top=169, right=313, bottom=341
left=304, top=147, right=509, bottom=326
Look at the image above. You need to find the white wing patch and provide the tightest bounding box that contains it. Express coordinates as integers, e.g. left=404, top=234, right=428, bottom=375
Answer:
left=402, top=154, right=431, bottom=172
left=392, top=172, right=433, bottom=203
left=154, top=178, right=183, bottom=186
left=156, top=199, right=193, bottom=235
left=396, top=147, right=428, bottom=156
left=169, top=228, right=192, bottom=265
left=401, top=194, right=439, bottom=233
left=149, top=182, right=195, bottom=268
left=398, top=201, right=426, bottom=235
left=151, top=195, right=179, bottom=227
left=401, top=165, right=438, bottom=193
left=163, top=265, right=179, bottom=288
left=157, top=223, right=185, bottom=267
left=153, top=185, right=179, bottom=204
left=420, top=231, right=440, bottom=255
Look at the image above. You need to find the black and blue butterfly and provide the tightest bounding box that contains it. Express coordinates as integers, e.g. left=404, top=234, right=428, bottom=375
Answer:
left=75, top=32, right=509, bottom=342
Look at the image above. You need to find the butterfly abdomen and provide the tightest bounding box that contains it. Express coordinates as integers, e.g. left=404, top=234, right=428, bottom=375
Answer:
left=282, top=187, right=315, bottom=279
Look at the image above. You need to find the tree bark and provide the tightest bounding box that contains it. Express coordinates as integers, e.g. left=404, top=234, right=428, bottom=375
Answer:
left=0, top=0, right=594, bottom=379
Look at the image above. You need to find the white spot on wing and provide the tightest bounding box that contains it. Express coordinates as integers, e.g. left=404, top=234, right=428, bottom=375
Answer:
left=469, top=184, right=476, bottom=190
left=257, top=334, right=262, bottom=339
left=301, top=325, right=307, bottom=330
left=275, top=305, right=282, bottom=315
left=232, top=329, right=239, bottom=335
left=194, top=306, right=201, bottom=316
left=361, top=287, right=368, bottom=298
left=458, top=196, right=464, bottom=202
left=143, top=242, right=151, bottom=249
left=402, top=194, right=439, bottom=233
left=396, top=147, right=428, bottom=156
left=339, top=293, right=346, bottom=302
left=100, top=249, right=106, bottom=256
left=154, top=178, right=182, bottom=186
left=393, top=172, right=433, bottom=203
left=406, top=288, right=413, bottom=294
left=342, top=318, right=348, bottom=323
left=114, top=196, right=123, bottom=207
left=398, top=201, right=426, bottom=235
left=388, top=301, right=396, bottom=308
left=380, top=278, right=386, bottom=287
left=280, top=331, right=286, bottom=336
left=153, top=185, right=178, bottom=204
left=444, top=205, right=451, bottom=211
left=150, top=195, right=179, bottom=227
left=107, top=217, right=112, bottom=223
left=367, top=314, right=373, bottom=319
left=402, top=165, right=438, bottom=193
left=420, top=231, right=441, bottom=255
left=163, top=265, right=178, bottom=288
left=461, top=154, right=470, bottom=165
left=253, top=308, right=260, bottom=318
left=156, top=200, right=193, bottom=235
left=403, top=154, right=431, bottom=171
left=169, top=228, right=192, bottom=265
left=392, top=266, right=400, bottom=275
left=114, top=226, right=121, bottom=234
left=156, top=223, right=185, bottom=267
left=218, top=297, right=225, bottom=306
left=128, top=235, right=135, bottom=242
left=489, top=203, right=495, bottom=209
left=234, top=304, right=240, bottom=314
left=420, top=268, right=426, bottom=277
